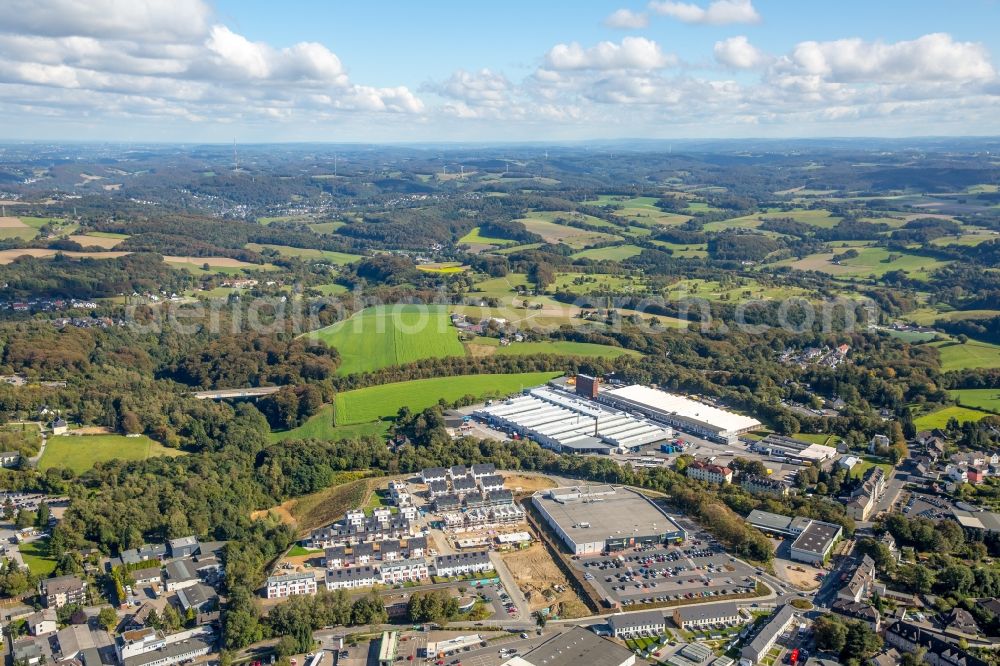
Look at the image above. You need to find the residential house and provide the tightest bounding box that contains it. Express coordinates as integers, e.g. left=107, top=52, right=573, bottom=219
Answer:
left=740, top=605, right=797, bottom=666
left=167, top=536, right=199, bottom=558
left=478, top=474, right=506, bottom=493
left=427, top=480, right=450, bottom=498
left=0, top=451, right=20, bottom=468
left=176, top=582, right=218, bottom=613
left=420, top=467, right=447, bottom=484
left=471, top=463, right=496, bottom=479
left=164, top=558, right=198, bottom=592
left=265, top=572, right=317, bottom=599
left=50, top=418, right=68, bottom=435
left=433, top=551, right=492, bottom=577
left=831, top=600, right=880, bottom=631
left=671, top=602, right=741, bottom=629
left=487, top=489, right=514, bottom=506
left=448, top=465, right=470, bottom=480
left=869, top=434, right=890, bottom=453
left=325, top=566, right=378, bottom=590
left=379, top=558, right=429, bottom=585
left=885, top=621, right=989, bottom=666
left=41, top=574, right=87, bottom=608
left=26, top=608, right=57, bottom=636
left=943, top=607, right=980, bottom=636
left=451, top=476, right=478, bottom=498
left=13, top=637, right=42, bottom=666
left=132, top=566, right=163, bottom=586
left=434, top=493, right=462, bottom=512
left=686, top=460, right=733, bottom=485
left=608, top=610, right=666, bottom=638
left=740, top=475, right=789, bottom=497
left=837, top=555, right=878, bottom=603
left=120, top=543, right=167, bottom=567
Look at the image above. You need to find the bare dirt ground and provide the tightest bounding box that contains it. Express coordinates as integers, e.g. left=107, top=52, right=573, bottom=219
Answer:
left=71, top=426, right=114, bottom=435
left=502, top=473, right=557, bottom=495
left=0, top=217, right=29, bottom=228
left=250, top=501, right=297, bottom=527
left=68, top=234, right=124, bottom=249
left=499, top=542, right=587, bottom=617
left=775, top=561, right=821, bottom=590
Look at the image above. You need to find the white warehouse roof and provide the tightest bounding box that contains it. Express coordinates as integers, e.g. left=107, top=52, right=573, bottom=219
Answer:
left=602, top=385, right=761, bottom=435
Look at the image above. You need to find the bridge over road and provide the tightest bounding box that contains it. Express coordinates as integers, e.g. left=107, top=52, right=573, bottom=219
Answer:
left=191, top=386, right=284, bottom=400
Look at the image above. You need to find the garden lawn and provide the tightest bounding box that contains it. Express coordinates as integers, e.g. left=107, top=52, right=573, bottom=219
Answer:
left=38, top=434, right=184, bottom=473
left=333, top=372, right=561, bottom=425
left=19, top=538, right=58, bottom=576
left=308, top=305, right=466, bottom=376
left=914, top=405, right=990, bottom=431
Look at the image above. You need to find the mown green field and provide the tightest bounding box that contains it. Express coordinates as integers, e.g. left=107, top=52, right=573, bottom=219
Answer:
left=914, top=405, right=990, bottom=430
left=458, top=227, right=517, bottom=246
left=931, top=339, right=1000, bottom=371
left=333, top=372, right=561, bottom=426
left=20, top=538, right=58, bottom=576
left=570, top=244, right=643, bottom=261
left=38, top=434, right=184, bottom=473
left=778, top=246, right=949, bottom=280
left=245, top=243, right=363, bottom=264
left=308, top=305, right=466, bottom=376
left=951, top=388, right=1000, bottom=414
left=269, top=405, right=392, bottom=442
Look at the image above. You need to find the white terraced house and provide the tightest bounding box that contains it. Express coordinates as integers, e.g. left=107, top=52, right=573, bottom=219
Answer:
left=266, top=573, right=317, bottom=599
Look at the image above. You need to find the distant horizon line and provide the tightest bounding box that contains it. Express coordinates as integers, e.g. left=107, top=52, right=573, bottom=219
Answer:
left=1, top=135, right=1000, bottom=148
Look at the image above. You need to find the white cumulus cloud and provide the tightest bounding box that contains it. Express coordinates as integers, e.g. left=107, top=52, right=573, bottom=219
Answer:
left=649, top=0, right=760, bottom=25
left=544, top=37, right=675, bottom=71
left=714, top=36, right=769, bottom=69
left=603, top=9, right=650, bottom=29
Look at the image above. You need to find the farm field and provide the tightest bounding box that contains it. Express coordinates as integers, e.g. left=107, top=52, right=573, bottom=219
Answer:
left=930, top=339, right=1000, bottom=371
left=664, top=278, right=813, bottom=301
left=245, top=243, right=363, bottom=264
left=38, top=434, right=185, bottom=473
left=68, top=233, right=127, bottom=248
left=333, top=372, right=561, bottom=426
left=950, top=388, right=1000, bottom=414
left=776, top=247, right=949, bottom=279
left=552, top=272, right=646, bottom=294
left=308, top=305, right=466, bottom=376
left=465, top=336, right=641, bottom=360
left=650, top=240, right=708, bottom=258
left=907, top=308, right=1000, bottom=325
left=417, top=262, right=468, bottom=274
left=0, top=248, right=129, bottom=264
left=570, top=244, right=642, bottom=261
left=914, top=405, right=990, bottom=430
left=458, top=227, right=517, bottom=246
left=471, top=273, right=532, bottom=297
left=705, top=208, right=842, bottom=232
left=0, top=216, right=39, bottom=241
left=516, top=216, right=621, bottom=248
left=163, top=256, right=277, bottom=274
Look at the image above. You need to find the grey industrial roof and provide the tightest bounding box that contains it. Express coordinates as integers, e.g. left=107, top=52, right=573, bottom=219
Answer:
left=516, top=626, right=634, bottom=666
left=746, top=509, right=794, bottom=533
left=123, top=635, right=214, bottom=666
left=791, top=520, right=841, bottom=556
left=533, top=485, right=684, bottom=544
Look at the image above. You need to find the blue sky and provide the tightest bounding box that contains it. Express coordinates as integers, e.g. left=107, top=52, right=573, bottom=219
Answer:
left=1, top=0, right=999, bottom=141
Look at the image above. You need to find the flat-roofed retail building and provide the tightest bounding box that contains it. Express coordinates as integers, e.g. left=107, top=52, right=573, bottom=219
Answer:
left=532, top=485, right=686, bottom=555
left=597, top=385, right=761, bottom=445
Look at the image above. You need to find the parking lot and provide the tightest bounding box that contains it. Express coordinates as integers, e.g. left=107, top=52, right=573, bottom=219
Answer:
left=901, top=491, right=953, bottom=521
left=572, top=537, right=759, bottom=608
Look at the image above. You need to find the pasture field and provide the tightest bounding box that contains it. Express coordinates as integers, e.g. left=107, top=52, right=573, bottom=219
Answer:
left=929, top=230, right=998, bottom=247
left=951, top=388, right=1000, bottom=414
left=245, top=243, right=363, bottom=264
left=907, top=308, right=1000, bottom=325
left=914, top=405, right=990, bottom=431
left=705, top=208, right=842, bottom=232
left=458, top=227, right=517, bottom=246
left=471, top=273, right=532, bottom=296
left=333, top=372, right=560, bottom=425
left=308, top=221, right=345, bottom=234
left=308, top=305, right=466, bottom=376
left=528, top=210, right=619, bottom=229
left=664, top=278, right=813, bottom=301
left=465, top=336, right=641, bottom=360
left=269, top=405, right=392, bottom=442
left=931, top=339, right=1000, bottom=371
left=552, top=272, right=646, bottom=294
left=570, top=244, right=643, bottom=261
left=777, top=247, right=949, bottom=279
left=650, top=240, right=708, bottom=258
left=38, top=434, right=184, bottom=474
left=0, top=216, right=39, bottom=241
left=516, top=217, right=621, bottom=248
left=313, top=283, right=349, bottom=296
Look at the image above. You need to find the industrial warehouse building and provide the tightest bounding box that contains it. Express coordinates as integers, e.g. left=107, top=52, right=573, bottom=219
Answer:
left=532, top=485, right=686, bottom=554
left=746, top=510, right=842, bottom=564
left=596, top=384, right=761, bottom=445
left=474, top=385, right=672, bottom=454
